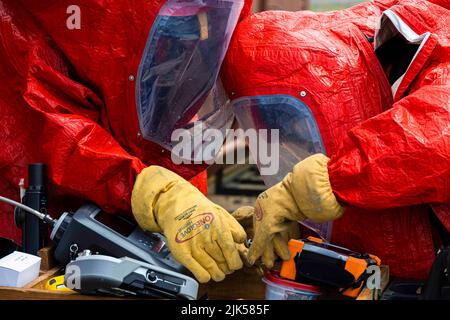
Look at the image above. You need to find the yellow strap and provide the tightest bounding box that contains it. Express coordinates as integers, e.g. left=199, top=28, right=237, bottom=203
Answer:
left=198, top=12, right=209, bottom=40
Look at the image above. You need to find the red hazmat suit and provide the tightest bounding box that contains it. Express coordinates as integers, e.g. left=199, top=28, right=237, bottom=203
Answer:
left=0, top=0, right=252, bottom=243
left=223, top=0, right=450, bottom=279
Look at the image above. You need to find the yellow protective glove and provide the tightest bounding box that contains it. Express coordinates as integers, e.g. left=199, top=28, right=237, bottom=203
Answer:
left=230, top=206, right=256, bottom=267
left=232, top=206, right=300, bottom=268
left=131, top=166, right=247, bottom=283
left=231, top=206, right=255, bottom=239
left=246, top=154, right=345, bottom=267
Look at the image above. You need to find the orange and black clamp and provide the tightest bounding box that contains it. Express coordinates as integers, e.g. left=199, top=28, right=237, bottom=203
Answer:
left=280, top=237, right=381, bottom=298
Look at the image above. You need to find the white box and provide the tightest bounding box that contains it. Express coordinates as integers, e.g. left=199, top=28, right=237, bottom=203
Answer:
left=0, top=251, right=41, bottom=288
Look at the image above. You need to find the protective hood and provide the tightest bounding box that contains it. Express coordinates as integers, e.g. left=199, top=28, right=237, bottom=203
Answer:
left=0, top=0, right=253, bottom=244
left=223, top=1, right=393, bottom=174
left=20, top=0, right=252, bottom=168
left=374, top=9, right=438, bottom=100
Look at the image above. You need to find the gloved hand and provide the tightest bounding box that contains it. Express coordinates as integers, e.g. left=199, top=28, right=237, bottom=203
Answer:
left=231, top=206, right=255, bottom=239
left=244, top=154, right=345, bottom=268
left=230, top=206, right=255, bottom=266
left=232, top=206, right=300, bottom=268
left=132, top=166, right=247, bottom=283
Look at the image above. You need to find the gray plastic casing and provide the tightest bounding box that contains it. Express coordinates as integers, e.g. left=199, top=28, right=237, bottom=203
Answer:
left=65, top=255, right=198, bottom=300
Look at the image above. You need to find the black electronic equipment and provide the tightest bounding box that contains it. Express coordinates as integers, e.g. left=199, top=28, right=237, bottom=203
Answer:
left=50, top=204, right=185, bottom=273
left=4, top=194, right=186, bottom=273
left=14, top=164, right=48, bottom=255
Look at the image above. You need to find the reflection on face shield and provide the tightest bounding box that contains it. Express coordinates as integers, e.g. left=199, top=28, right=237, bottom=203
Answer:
left=138, top=2, right=236, bottom=148
left=233, top=94, right=326, bottom=185
left=233, top=94, right=333, bottom=240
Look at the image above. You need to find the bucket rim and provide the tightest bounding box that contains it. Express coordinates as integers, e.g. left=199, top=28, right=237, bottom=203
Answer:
left=263, top=270, right=322, bottom=294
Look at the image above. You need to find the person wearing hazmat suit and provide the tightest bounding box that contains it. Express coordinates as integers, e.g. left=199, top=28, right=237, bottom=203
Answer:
left=226, top=0, right=450, bottom=279
left=0, top=0, right=253, bottom=283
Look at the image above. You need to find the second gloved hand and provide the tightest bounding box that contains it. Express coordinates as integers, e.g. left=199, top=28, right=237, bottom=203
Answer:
left=232, top=206, right=300, bottom=268
left=132, top=166, right=247, bottom=283
left=246, top=154, right=345, bottom=268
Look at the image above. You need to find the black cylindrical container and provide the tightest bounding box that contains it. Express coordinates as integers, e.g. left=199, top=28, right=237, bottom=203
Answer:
left=22, top=164, right=48, bottom=255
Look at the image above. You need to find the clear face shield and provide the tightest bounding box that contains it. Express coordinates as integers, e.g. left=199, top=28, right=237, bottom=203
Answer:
left=232, top=95, right=333, bottom=241
left=136, top=0, right=244, bottom=162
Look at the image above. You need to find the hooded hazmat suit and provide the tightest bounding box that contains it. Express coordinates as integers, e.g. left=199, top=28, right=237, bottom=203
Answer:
left=0, top=0, right=252, bottom=244
left=223, top=0, right=450, bottom=279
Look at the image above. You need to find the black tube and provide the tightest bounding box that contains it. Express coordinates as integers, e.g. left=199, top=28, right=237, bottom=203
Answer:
left=22, top=164, right=48, bottom=255
left=28, top=164, right=46, bottom=189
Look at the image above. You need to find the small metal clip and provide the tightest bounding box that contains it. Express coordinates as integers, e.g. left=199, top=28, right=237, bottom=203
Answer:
left=69, top=243, right=79, bottom=261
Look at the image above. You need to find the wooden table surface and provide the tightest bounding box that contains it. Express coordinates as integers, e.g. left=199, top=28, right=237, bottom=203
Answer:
left=0, top=265, right=389, bottom=300
left=0, top=265, right=266, bottom=300
left=0, top=245, right=389, bottom=300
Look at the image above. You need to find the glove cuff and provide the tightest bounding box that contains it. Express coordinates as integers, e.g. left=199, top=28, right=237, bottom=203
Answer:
left=291, top=154, right=345, bottom=222
left=131, top=166, right=184, bottom=233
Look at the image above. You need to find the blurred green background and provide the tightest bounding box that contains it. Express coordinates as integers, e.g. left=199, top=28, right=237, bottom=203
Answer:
left=312, top=0, right=364, bottom=11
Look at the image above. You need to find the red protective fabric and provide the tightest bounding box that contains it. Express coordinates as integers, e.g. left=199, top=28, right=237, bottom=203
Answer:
left=223, top=0, right=450, bottom=279
left=0, top=0, right=251, bottom=244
